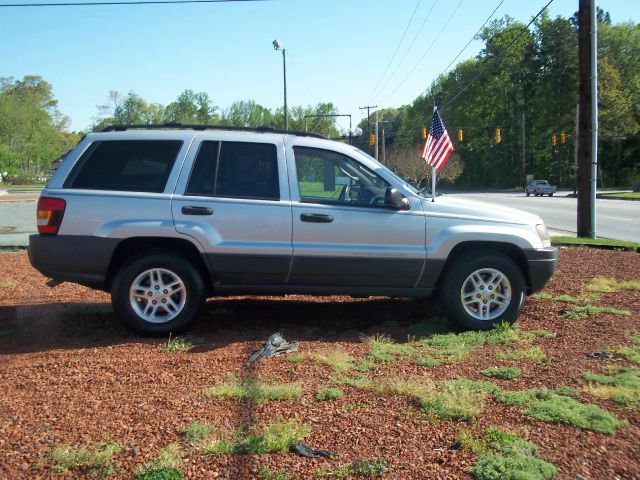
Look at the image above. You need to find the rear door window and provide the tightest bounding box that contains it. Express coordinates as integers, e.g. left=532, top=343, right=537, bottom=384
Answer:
left=65, top=140, right=182, bottom=193
left=186, top=141, right=279, bottom=200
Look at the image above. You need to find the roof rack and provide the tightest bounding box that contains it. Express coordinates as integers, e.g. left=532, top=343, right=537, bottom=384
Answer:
left=100, top=122, right=327, bottom=139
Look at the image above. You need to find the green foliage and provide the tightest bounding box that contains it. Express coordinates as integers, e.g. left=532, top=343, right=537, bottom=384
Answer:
left=257, top=467, right=291, bottom=480
left=530, top=293, right=552, bottom=300
left=159, top=334, right=202, bottom=353
left=552, top=237, right=640, bottom=250
left=316, top=387, right=343, bottom=401
left=618, top=336, right=640, bottom=364
left=133, top=444, right=184, bottom=480
left=51, top=442, right=120, bottom=477
left=203, top=375, right=301, bottom=403
left=562, top=305, right=631, bottom=320
left=416, top=356, right=441, bottom=367
left=0, top=279, right=16, bottom=288
left=366, top=334, right=419, bottom=362
left=526, top=395, right=624, bottom=434
left=481, top=366, right=522, bottom=380
left=309, top=348, right=356, bottom=372
left=180, top=421, right=215, bottom=442
left=285, top=354, right=304, bottom=363
left=203, top=419, right=309, bottom=455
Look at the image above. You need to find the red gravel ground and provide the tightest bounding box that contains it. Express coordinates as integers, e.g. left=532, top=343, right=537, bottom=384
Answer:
left=0, top=247, right=638, bottom=479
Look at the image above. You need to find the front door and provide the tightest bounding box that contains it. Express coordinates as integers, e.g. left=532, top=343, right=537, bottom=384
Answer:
left=288, top=145, right=426, bottom=288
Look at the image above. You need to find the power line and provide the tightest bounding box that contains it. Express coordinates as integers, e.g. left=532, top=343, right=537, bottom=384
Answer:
left=361, top=0, right=423, bottom=105
left=439, top=0, right=554, bottom=111
left=380, top=0, right=465, bottom=104
left=369, top=0, right=439, bottom=104
left=0, top=0, right=263, bottom=7
left=432, top=0, right=504, bottom=90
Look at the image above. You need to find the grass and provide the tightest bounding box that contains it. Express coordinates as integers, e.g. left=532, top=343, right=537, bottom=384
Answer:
left=551, top=236, right=640, bottom=250
left=285, top=354, right=304, bottom=363
left=562, top=305, right=631, bottom=320
left=203, top=418, right=309, bottom=455
left=257, top=467, right=292, bottom=480
left=309, top=348, right=356, bottom=372
left=51, top=442, right=120, bottom=477
left=416, top=356, right=441, bottom=367
left=600, top=192, right=640, bottom=200
left=496, top=346, right=547, bottom=362
left=493, top=387, right=577, bottom=406
left=582, top=367, right=640, bottom=406
left=180, top=421, right=215, bottom=442
left=0, top=279, right=16, bottom=288
left=618, top=336, right=640, bottom=364
left=203, top=375, right=301, bottom=403
left=316, top=387, right=343, bottom=401
left=366, top=333, right=419, bottom=362
left=481, top=366, right=522, bottom=380
left=531, top=292, right=602, bottom=304
left=133, top=444, right=184, bottom=480
left=586, top=276, right=640, bottom=293
left=463, top=428, right=556, bottom=480
left=526, top=395, right=624, bottom=434
left=317, top=459, right=389, bottom=478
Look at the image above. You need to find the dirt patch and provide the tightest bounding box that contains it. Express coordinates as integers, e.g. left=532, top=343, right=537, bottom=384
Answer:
left=0, top=247, right=638, bottom=479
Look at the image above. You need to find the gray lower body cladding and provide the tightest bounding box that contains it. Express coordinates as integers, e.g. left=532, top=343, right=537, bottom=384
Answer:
left=28, top=234, right=120, bottom=290
left=523, top=247, right=559, bottom=292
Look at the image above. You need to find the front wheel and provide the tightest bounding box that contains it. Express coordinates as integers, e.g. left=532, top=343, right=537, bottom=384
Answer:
left=440, top=252, right=526, bottom=330
left=526, top=192, right=530, bottom=197
left=111, top=253, right=204, bottom=336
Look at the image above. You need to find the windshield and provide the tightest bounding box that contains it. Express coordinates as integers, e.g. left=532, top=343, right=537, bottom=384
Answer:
left=350, top=147, right=421, bottom=195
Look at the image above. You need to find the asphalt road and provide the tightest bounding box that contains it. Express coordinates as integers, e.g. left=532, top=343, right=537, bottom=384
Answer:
left=448, top=191, right=639, bottom=243
left=1, top=191, right=638, bottom=246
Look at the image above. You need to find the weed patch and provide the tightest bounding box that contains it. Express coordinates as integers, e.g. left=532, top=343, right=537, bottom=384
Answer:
left=203, top=418, right=309, bottom=455
left=309, top=348, right=355, bottom=372
left=317, top=387, right=343, bottom=401
left=0, top=279, right=16, bottom=288
left=617, top=336, right=640, bottom=364
left=285, top=354, right=304, bottom=363
left=416, top=356, right=440, bottom=367
left=317, top=459, right=389, bottom=478
left=257, top=467, right=291, bottom=480
left=481, top=367, right=521, bottom=380
left=586, top=276, right=640, bottom=293
left=180, top=421, right=215, bottom=442
left=562, top=305, right=631, bottom=320
left=526, top=395, right=624, bottom=434
left=133, top=444, right=184, bottom=480
left=497, top=346, right=547, bottom=362
left=582, top=368, right=640, bottom=405
left=366, top=334, right=419, bottom=362
left=51, top=442, right=120, bottom=477
left=159, top=334, right=203, bottom=353
left=203, top=375, right=301, bottom=403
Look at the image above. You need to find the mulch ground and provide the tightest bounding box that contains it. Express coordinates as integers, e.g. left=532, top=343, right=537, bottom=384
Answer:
left=0, top=247, right=638, bottom=479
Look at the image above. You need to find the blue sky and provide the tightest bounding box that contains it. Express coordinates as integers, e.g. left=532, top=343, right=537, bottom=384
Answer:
left=2, top=0, right=639, bottom=131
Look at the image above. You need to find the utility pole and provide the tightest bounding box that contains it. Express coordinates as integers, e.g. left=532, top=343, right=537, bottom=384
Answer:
left=359, top=105, right=377, bottom=153
left=374, top=111, right=379, bottom=160
left=521, top=113, right=526, bottom=186
left=272, top=40, right=288, bottom=130
left=577, top=0, right=597, bottom=238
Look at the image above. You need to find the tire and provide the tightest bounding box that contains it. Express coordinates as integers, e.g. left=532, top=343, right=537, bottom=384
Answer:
left=440, top=252, right=526, bottom=330
left=549, top=193, right=554, bottom=197
left=111, top=252, right=205, bottom=336
left=526, top=192, right=530, bottom=197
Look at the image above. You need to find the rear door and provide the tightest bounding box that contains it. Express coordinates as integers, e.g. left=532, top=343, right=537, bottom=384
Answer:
left=172, top=133, right=292, bottom=285
left=286, top=141, right=426, bottom=288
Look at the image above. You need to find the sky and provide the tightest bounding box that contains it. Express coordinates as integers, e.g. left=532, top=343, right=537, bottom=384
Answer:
left=1, top=0, right=639, bottom=132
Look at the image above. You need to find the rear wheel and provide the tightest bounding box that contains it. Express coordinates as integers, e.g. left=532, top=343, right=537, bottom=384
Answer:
left=111, top=253, right=204, bottom=336
left=440, top=252, right=526, bottom=330
left=526, top=192, right=530, bottom=197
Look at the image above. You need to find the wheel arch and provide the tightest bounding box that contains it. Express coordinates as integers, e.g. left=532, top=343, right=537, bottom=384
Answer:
left=105, top=237, right=214, bottom=292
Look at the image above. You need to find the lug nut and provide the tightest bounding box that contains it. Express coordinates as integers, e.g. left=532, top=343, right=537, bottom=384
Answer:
left=152, top=300, right=157, bottom=305
left=483, top=300, right=487, bottom=304
left=155, top=285, right=160, bottom=290
left=161, top=299, right=166, bottom=303
left=476, top=294, right=481, bottom=298
left=163, top=289, right=168, bottom=294
left=488, top=286, right=493, bottom=290
left=147, top=292, right=153, bottom=297
left=480, top=286, right=484, bottom=290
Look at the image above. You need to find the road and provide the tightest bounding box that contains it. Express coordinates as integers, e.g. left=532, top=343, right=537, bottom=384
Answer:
left=1, top=191, right=638, bottom=246
left=448, top=191, right=639, bottom=243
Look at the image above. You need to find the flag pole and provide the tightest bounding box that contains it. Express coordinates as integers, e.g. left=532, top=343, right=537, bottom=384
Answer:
left=432, top=105, right=437, bottom=202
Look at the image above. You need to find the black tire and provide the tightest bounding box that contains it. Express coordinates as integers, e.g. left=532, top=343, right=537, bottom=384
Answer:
left=549, top=193, right=554, bottom=197
left=111, top=252, right=204, bottom=336
left=526, top=192, right=530, bottom=197
left=440, top=252, right=526, bottom=330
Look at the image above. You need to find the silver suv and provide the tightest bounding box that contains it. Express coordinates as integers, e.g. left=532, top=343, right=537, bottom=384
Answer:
left=29, top=125, right=558, bottom=335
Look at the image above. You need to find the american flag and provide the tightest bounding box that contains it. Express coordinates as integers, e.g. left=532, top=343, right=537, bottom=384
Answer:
left=421, top=108, right=454, bottom=172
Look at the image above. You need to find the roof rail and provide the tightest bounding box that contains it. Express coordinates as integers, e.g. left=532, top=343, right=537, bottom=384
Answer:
left=100, top=122, right=327, bottom=139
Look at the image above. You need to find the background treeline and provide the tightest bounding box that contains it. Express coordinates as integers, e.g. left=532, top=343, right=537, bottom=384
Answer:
left=1, top=10, right=638, bottom=188
left=360, top=11, right=640, bottom=189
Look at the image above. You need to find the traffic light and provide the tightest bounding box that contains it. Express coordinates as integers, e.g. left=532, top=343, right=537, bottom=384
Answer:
left=495, top=127, right=501, bottom=144
left=457, top=128, right=463, bottom=142
left=551, top=133, right=557, bottom=147
left=369, top=132, right=376, bottom=146
left=421, top=126, right=427, bottom=141
left=561, top=130, right=566, bottom=144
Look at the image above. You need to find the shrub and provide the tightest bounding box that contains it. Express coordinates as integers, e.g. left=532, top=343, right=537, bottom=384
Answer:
left=470, top=453, right=557, bottom=480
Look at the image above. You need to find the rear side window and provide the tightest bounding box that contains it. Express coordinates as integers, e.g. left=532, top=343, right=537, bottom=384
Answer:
left=65, top=140, right=183, bottom=193
left=186, top=141, right=279, bottom=200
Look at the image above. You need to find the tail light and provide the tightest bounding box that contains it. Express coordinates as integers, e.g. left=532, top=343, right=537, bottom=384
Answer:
left=37, top=197, right=66, bottom=235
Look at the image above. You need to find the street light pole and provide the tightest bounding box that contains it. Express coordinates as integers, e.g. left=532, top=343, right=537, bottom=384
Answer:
left=272, top=39, right=288, bottom=130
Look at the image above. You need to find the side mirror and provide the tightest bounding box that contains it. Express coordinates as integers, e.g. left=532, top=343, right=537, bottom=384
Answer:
left=384, top=187, right=409, bottom=210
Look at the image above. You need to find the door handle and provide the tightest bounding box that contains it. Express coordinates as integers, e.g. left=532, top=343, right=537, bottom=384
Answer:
left=182, top=206, right=213, bottom=215
left=300, top=213, right=333, bottom=223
